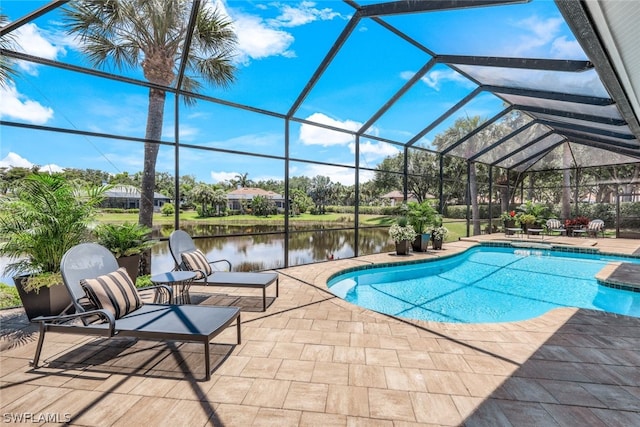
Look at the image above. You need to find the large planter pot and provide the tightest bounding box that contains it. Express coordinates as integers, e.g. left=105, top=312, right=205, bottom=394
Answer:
left=14, top=275, right=73, bottom=320
left=412, top=233, right=431, bottom=252
left=116, top=254, right=141, bottom=282
left=395, top=240, right=411, bottom=255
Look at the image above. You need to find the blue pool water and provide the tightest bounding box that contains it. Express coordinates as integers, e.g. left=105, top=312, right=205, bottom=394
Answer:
left=327, top=246, right=640, bottom=323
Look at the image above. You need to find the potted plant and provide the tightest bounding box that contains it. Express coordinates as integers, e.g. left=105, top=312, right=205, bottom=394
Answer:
left=0, top=174, right=107, bottom=320
left=407, top=201, right=437, bottom=252
left=500, top=210, right=518, bottom=228
left=431, top=226, right=449, bottom=250
left=93, top=222, right=157, bottom=282
left=518, top=214, right=536, bottom=233
left=388, top=217, right=417, bottom=255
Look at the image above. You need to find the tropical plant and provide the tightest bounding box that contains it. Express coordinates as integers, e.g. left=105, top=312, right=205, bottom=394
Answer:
left=0, top=173, right=107, bottom=291
left=518, top=214, right=536, bottom=226
left=406, top=200, right=437, bottom=234
left=93, top=222, right=157, bottom=258
left=63, top=0, right=238, bottom=273
left=0, top=12, right=18, bottom=87
left=516, top=200, right=551, bottom=225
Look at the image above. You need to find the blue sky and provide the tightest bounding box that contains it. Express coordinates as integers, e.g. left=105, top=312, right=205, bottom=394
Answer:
left=0, top=0, right=584, bottom=185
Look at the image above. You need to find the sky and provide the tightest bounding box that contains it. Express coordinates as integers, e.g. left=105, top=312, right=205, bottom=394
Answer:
left=0, top=0, right=585, bottom=186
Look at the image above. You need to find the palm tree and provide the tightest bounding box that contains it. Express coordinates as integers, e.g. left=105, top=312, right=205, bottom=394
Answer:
left=62, top=0, right=237, bottom=227
left=234, top=172, right=251, bottom=188
left=0, top=12, right=18, bottom=87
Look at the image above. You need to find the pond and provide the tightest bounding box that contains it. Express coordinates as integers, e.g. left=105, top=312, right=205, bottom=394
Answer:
left=1, top=224, right=395, bottom=285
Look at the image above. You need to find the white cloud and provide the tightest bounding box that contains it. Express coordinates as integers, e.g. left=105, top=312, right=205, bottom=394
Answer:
left=301, top=163, right=374, bottom=186
left=269, top=1, right=346, bottom=28
left=400, top=69, right=470, bottom=91
left=233, top=13, right=295, bottom=63
left=38, top=164, right=64, bottom=174
left=210, top=171, right=240, bottom=184
left=507, top=15, right=586, bottom=59
left=0, top=152, right=33, bottom=169
left=350, top=140, right=400, bottom=159
left=551, top=36, right=584, bottom=59
left=0, top=83, right=54, bottom=124
left=299, top=113, right=359, bottom=146
left=0, top=152, right=63, bottom=173
left=13, top=23, right=66, bottom=75
left=222, top=1, right=347, bottom=64
left=162, top=123, right=200, bottom=141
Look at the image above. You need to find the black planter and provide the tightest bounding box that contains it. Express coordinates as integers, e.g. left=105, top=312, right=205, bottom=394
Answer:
left=14, top=275, right=73, bottom=320
left=432, top=238, right=443, bottom=250
left=116, top=254, right=141, bottom=282
left=412, top=233, right=431, bottom=252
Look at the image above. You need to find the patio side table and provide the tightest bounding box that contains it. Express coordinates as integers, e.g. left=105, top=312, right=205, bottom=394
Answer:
left=151, top=271, right=197, bottom=304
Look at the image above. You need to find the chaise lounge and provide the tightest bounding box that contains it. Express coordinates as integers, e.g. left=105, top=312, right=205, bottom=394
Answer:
left=30, top=243, right=241, bottom=380
left=168, top=230, right=279, bottom=311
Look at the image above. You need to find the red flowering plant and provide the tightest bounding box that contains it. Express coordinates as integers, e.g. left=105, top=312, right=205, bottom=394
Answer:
left=500, top=210, right=519, bottom=223
left=566, top=216, right=590, bottom=227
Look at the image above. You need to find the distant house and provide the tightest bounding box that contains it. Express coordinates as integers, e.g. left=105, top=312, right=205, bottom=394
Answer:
left=381, top=191, right=418, bottom=206
left=381, top=191, right=436, bottom=206
left=102, top=185, right=170, bottom=211
left=227, top=187, right=286, bottom=211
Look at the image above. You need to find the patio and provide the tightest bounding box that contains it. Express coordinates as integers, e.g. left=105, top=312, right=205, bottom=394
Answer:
left=2, top=235, right=640, bottom=426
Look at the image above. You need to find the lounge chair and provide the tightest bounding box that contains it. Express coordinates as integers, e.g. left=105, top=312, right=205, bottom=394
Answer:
left=168, top=230, right=279, bottom=311
left=587, top=219, right=605, bottom=238
left=30, top=243, right=241, bottom=380
left=545, top=219, right=566, bottom=236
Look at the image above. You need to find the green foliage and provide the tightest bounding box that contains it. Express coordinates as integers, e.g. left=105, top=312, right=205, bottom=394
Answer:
left=290, top=188, right=312, bottom=215
left=0, top=174, right=107, bottom=290
left=0, top=282, right=21, bottom=308
left=251, top=195, right=276, bottom=217
left=161, top=202, right=175, bottom=216
left=516, top=200, right=551, bottom=225
left=406, top=201, right=437, bottom=234
left=93, top=222, right=156, bottom=258
left=135, top=274, right=153, bottom=288
left=518, top=214, right=536, bottom=225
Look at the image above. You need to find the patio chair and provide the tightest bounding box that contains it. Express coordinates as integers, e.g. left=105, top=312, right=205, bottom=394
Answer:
left=30, top=243, right=241, bottom=381
left=168, top=230, right=279, bottom=311
left=545, top=219, right=566, bottom=236
left=587, top=219, right=605, bottom=238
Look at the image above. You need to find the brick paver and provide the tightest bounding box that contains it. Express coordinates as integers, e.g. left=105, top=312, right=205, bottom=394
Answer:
left=2, top=235, right=640, bottom=425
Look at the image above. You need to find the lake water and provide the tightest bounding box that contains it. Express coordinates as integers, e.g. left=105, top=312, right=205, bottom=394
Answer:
left=1, top=224, right=394, bottom=284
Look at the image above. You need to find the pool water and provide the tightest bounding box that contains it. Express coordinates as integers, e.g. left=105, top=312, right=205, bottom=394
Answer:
left=327, top=246, right=640, bottom=323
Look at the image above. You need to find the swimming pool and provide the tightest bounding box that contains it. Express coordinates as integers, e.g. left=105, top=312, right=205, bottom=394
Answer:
left=327, top=246, right=640, bottom=323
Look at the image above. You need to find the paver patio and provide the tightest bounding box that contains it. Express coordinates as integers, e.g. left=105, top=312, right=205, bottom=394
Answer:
left=1, top=235, right=640, bottom=426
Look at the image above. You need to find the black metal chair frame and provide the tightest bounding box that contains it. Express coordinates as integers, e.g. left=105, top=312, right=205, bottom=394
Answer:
left=168, top=230, right=279, bottom=311
left=30, top=243, right=241, bottom=380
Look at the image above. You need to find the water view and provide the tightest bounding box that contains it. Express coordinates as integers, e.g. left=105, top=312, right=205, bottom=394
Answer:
left=1, top=224, right=394, bottom=284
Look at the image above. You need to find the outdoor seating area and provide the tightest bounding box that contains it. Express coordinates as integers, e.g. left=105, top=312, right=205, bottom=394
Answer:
left=1, top=0, right=640, bottom=424
left=2, top=235, right=640, bottom=425
left=168, top=230, right=279, bottom=311
left=30, top=243, right=241, bottom=381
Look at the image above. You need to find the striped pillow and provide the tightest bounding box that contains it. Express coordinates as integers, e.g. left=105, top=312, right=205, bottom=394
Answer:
left=181, top=249, right=212, bottom=280
left=81, top=267, right=143, bottom=319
